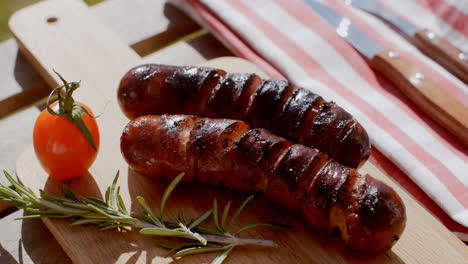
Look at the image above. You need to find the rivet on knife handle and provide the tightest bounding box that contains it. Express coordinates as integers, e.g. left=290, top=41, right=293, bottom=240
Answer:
left=413, top=28, right=468, bottom=84
left=369, top=49, right=468, bottom=147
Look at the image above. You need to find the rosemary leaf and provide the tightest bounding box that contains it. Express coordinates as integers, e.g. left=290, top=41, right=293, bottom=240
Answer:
left=105, top=186, right=111, bottom=205
left=14, top=215, right=41, bottom=220
left=140, top=227, right=186, bottom=237
left=62, top=183, right=80, bottom=202
left=40, top=190, right=71, bottom=203
left=227, top=195, right=254, bottom=232
left=0, top=185, right=20, bottom=198
left=109, top=171, right=119, bottom=208
left=99, top=223, right=130, bottom=231
left=172, top=245, right=225, bottom=258
left=188, top=208, right=213, bottom=230
left=61, top=201, right=91, bottom=210
left=157, top=242, right=188, bottom=249
left=221, top=201, right=231, bottom=232
left=87, top=203, right=114, bottom=219
left=180, top=208, right=187, bottom=225
left=160, top=172, right=185, bottom=220
left=213, top=199, right=221, bottom=232
left=195, top=226, right=225, bottom=236
left=4, top=170, right=36, bottom=201
left=130, top=212, right=152, bottom=224
left=70, top=219, right=108, bottom=226
left=26, top=187, right=38, bottom=199
left=18, top=214, right=71, bottom=219
left=235, top=222, right=291, bottom=235
left=23, top=208, right=43, bottom=214
left=136, top=196, right=162, bottom=226
left=163, top=243, right=199, bottom=258
left=39, top=200, right=88, bottom=215
left=117, top=193, right=128, bottom=215
left=211, top=246, right=233, bottom=264
left=82, top=197, right=111, bottom=209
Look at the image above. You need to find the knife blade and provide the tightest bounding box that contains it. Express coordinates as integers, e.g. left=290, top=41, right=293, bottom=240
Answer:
left=347, top=0, right=468, bottom=84
left=303, top=0, right=468, bottom=147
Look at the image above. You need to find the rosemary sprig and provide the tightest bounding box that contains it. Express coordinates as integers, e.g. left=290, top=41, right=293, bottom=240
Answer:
left=0, top=170, right=289, bottom=263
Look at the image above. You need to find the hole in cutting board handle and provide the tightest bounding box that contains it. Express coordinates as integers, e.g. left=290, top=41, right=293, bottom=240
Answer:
left=47, top=17, right=58, bottom=23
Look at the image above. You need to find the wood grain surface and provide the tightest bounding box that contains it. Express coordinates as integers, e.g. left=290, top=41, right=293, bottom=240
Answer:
left=9, top=0, right=468, bottom=263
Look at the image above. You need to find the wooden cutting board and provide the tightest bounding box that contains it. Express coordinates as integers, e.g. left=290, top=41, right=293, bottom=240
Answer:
left=10, top=0, right=468, bottom=263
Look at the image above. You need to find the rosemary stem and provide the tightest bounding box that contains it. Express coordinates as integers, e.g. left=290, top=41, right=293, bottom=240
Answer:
left=132, top=219, right=160, bottom=229
left=201, top=234, right=276, bottom=247
left=179, top=223, right=207, bottom=246
left=132, top=220, right=276, bottom=247
left=39, top=200, right=89, bottom=214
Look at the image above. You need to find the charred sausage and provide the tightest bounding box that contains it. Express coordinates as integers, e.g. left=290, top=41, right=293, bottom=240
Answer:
left=120, top=114, right=405, bottom=253
left=117, top=64, right=371, bottom=168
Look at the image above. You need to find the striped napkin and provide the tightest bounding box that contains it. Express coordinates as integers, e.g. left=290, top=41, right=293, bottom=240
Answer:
left=169, top=0, right=468, bottom=240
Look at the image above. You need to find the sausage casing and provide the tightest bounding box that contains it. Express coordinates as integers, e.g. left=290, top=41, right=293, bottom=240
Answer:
left=120, top=114, right=405, bottom=253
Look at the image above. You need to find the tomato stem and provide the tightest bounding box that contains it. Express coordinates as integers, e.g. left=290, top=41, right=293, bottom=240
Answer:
left=46, top=71, right=97, bottom=151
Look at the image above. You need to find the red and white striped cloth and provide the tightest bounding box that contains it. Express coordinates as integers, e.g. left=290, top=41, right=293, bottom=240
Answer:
left=169, top=0, right=468, bottom=240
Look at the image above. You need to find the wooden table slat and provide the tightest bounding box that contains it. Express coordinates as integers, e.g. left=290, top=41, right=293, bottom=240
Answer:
left=142, top=32, right=232, bottom=65
left=0, top=210, right=71, bottom=264
left=92, top=0, right=201, bottom=56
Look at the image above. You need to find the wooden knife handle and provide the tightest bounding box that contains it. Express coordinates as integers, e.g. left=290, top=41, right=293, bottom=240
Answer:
left=413, top=28, right=468, bottom=84
left=369, top=49, right=468, bottom=147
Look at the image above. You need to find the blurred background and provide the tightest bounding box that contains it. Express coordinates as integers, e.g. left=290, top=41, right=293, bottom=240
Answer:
left=0, top=0, right=104, bottom=41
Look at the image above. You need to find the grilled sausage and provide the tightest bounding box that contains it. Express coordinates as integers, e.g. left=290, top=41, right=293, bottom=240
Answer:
left=120, top=114, right=405, bottom=253
left=117, top=64, right=371, bottom=168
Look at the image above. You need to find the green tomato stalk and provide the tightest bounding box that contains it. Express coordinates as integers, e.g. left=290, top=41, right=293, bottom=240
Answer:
left=46, top=70, right=97, bottom=151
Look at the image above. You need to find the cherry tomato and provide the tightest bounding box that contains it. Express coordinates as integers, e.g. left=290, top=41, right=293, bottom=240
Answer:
left=33, top=101, right=100, bottom=180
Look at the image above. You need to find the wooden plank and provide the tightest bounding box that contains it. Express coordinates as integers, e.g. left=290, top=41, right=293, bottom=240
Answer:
left=92, top=0, right=200, bottom=56
left=0, top=40, right=46, bottom=184
left=142, top=32, right=232, bottom=65
left=0, top=80, right=49, bottom=118
left=0, top=210, right=71, bottom=264
left=0, top=38, right=43, bottom=100
left=0, top=107, right=43, bottom=183
left=8, top=0, right=468, bottom=263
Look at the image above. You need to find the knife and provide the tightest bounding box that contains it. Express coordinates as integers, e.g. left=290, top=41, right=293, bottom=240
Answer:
left=303, top=0, right=468, bottom=147
left=347, top=0, right=468, bottom=84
